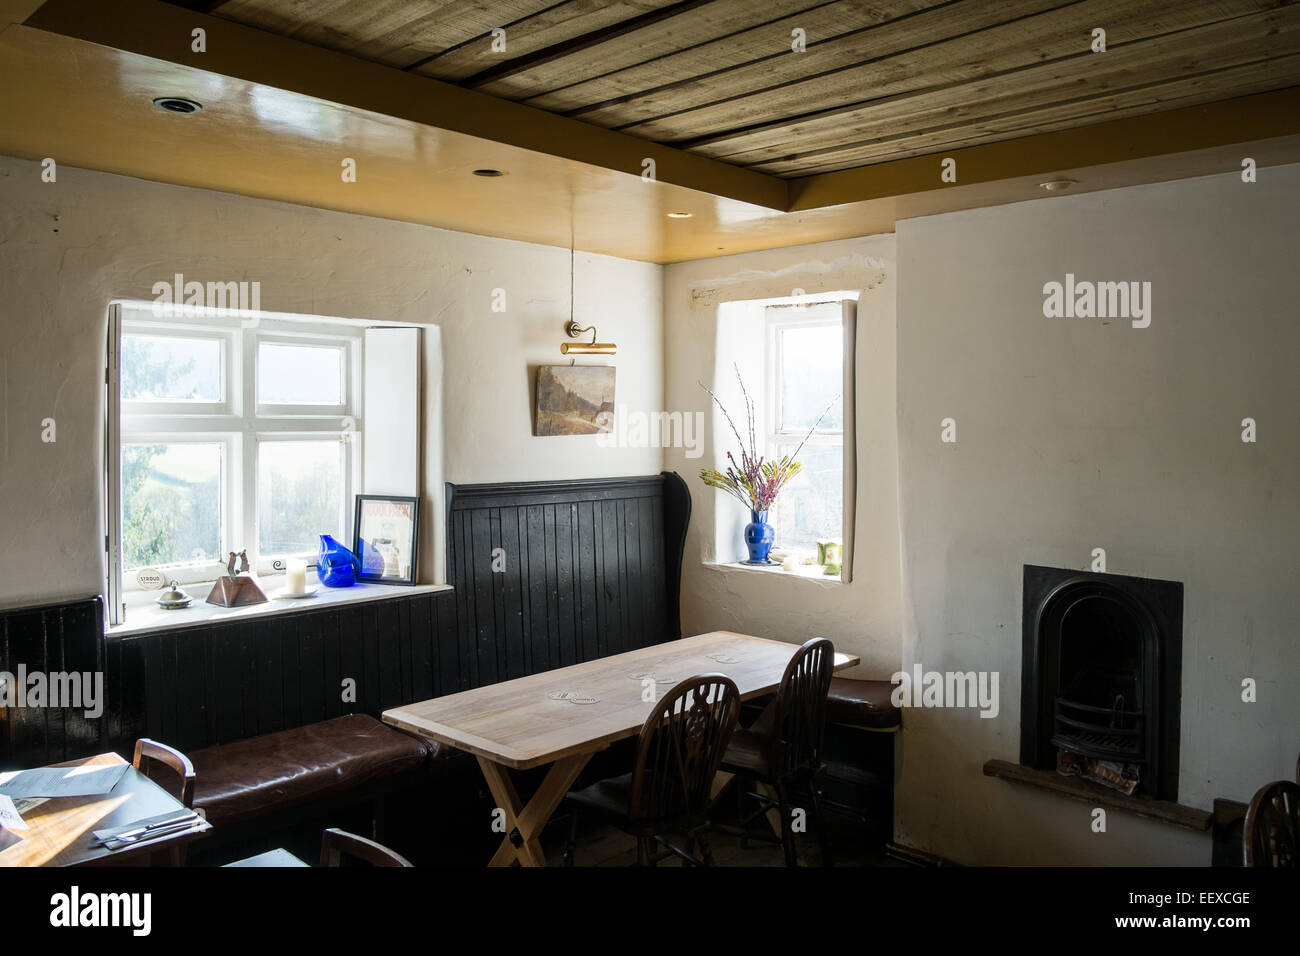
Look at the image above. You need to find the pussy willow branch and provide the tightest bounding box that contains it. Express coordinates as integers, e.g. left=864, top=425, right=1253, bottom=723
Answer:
left=698, top=378, right=749, bottom=455
left=698, top=364, right=841, bottom=512
left=786, top=391, right=842, bottom=464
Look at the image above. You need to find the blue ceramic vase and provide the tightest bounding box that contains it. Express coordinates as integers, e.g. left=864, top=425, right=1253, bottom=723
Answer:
left=743, top=510, right=775, bottom=564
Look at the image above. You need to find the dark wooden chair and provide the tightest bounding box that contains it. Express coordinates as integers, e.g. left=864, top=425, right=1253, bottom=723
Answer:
left=563, top=674, right=740, bottom=866
left=320, top=827, right=413, bottom=867
left=1243, top=779, right=1300, bottom=867
left=131, top=738, right=197, bottom=865
left=132, top=738, right=196, bottom=809
left=719, top=637, right=836, bottom=867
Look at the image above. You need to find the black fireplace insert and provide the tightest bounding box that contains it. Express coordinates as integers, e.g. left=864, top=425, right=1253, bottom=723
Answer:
left=1020, top=565, right=1183, bottom=800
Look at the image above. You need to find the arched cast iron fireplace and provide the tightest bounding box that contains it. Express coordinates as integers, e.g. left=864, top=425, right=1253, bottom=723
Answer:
left=1021, top=566, right=1183, bottom=801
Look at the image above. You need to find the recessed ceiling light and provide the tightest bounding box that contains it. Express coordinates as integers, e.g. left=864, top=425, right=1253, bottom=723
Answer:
left=153, top=96, right=202, bottom=114
left=472, top=168, right=505, bottom=177
left=1039, top=179, right=1078, bottom=191
left=666, top=211, right=693, bottom=219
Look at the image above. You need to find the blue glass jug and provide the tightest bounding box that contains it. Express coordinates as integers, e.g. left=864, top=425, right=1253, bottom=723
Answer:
left=316, top=534, right=360, bottom=587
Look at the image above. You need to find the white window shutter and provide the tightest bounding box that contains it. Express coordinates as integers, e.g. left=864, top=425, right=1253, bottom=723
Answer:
left=362, top=327, right=421, bottom=497
left=840, top=298, right=857, bottom=584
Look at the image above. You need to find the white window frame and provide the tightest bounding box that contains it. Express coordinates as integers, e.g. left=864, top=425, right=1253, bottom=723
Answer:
left=764, top=301, right=846, bottom=559
left=119, top=324, right=236, bottom=416
left=252, top=332, right=353, bottom=418
left=252, top=430, right=354, bottom=573
left=110, top=304, right=364, bottom=608
left=118, top=430, right=238, bottom=584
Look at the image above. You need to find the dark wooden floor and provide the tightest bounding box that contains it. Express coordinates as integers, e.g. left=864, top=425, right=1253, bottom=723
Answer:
left=548, top=789, right=900, bottom=867
left=550, top=819, right=903, bottom=867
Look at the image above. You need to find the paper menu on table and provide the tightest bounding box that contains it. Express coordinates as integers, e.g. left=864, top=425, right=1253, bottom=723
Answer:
left=0, top=763, right=129, bottom=799
left=0, top=794, right=29, bottom=830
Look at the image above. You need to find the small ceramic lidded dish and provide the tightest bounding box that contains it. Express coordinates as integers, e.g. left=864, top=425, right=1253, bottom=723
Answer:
left=155, top=580, right=194, bottom=609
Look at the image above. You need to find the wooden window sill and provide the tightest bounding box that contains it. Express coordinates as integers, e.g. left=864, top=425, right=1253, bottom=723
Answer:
left=705, top=562, right=846, bottom=584
left=983, top=758, right=1212, bottom=832
left=107, top=579, right=452, bottom=639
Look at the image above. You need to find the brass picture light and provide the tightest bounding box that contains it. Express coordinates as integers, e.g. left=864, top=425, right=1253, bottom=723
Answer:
left=561, top=320, right=617, bottom=355
left=559, top=227, right=616, bottom=357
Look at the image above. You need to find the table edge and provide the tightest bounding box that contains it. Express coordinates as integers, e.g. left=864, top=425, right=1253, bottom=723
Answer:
left=383, top=651, right=860, bottom=771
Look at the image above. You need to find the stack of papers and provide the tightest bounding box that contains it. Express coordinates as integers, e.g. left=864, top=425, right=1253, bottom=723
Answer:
left=0, top=794, right=28, bottom=831
left=0, top=764, right=129, bottom=799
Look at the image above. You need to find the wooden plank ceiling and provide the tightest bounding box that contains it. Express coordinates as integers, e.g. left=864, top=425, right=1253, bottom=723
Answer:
left=167, top=0, right=1300, bottom=178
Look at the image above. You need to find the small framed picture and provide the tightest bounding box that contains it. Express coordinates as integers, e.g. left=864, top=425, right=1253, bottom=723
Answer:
left=353, top=495, right=419, bottom=585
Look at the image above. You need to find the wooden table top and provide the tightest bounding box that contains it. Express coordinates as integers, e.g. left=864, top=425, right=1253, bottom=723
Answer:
left=0, top=753, right=211, bottom=867
left=383, top=631, right=859, bottom=770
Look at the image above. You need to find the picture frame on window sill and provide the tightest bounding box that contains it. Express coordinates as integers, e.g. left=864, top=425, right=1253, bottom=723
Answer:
left=353, top=494, right=420, bottom=586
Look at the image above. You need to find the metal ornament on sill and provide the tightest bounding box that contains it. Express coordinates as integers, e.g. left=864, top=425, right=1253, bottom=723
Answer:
left=155, top=580, right=194, bottom=610
left=205, top=550, right=268, bottom=608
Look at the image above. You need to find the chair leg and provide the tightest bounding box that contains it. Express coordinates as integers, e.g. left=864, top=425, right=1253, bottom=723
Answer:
left=776, top=781, right=798, bottom=868
left=562, top=809, right=579, bottom=867
left=697, top=829, right=717, bottom=867
left=737, top=773, right=750, bottom=848
left=636, top=835, right=653, bottom=867
left=808, top=779, right=833, bottom=868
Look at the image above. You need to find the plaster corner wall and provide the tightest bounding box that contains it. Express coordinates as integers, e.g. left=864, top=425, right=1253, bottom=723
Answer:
left=0, top=156, right=662, bottom=608
left=663, top=236, right=904, bottom=676
left=893, top=165, right=1300, bottom=865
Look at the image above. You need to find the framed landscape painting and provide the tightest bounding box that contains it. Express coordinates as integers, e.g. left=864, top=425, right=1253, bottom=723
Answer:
left=535, top=365, right=615, bottom=436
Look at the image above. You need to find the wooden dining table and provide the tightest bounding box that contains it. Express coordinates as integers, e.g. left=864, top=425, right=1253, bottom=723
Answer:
left=382, top=630, right=859, bottom=866
left=0, top=752, right=211, bottom=867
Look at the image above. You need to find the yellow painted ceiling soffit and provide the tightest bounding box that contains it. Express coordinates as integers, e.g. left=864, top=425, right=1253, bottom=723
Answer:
left=23, top=0, right=790, bottom=212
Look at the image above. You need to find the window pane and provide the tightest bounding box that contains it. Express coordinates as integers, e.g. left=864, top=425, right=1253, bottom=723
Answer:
left=121, top=335, right=221, bottom=402
left=258, top=440, right=342, bottom=555
left=121, top=443, right=222, bottom=569
left=771, top=441, right=842, bottom=554
left=780, top=325, right=843, bottom=432
left=258, top=342, right=343, bottom=405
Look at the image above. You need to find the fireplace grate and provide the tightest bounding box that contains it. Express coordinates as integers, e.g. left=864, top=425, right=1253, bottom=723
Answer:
left=1051, top=696, right=1146, bottom=764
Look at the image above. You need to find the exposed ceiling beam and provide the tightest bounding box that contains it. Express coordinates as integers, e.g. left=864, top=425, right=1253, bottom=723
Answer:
left=164, top=1, right=230, bottom=12
left=789, top=86, right=1300, bottom=209
left=451, top=0, right=720, bottom=88
left=0, top=0, right=45, bottom=25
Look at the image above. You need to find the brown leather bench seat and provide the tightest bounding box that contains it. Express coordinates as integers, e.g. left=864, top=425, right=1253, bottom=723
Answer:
left=188, top=714, right=458, bottom=827
left=825, top=678, right=902, bottom=731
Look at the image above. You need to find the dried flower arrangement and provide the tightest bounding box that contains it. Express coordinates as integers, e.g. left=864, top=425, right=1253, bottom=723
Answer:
left=698, top=364, right=839, bottom=512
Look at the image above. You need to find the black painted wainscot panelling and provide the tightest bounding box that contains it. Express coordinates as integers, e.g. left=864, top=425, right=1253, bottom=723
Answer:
left=0, top=473, right=690, bottom=768
left=0, top=597, right=106, bottom=769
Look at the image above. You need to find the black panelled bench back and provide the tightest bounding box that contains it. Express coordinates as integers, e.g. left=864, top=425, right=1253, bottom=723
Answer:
left=0, top=596, right=105, bottom=770
left=0, top=473, right=691, bottom=851
left=445, top=473, right=689, bottom=684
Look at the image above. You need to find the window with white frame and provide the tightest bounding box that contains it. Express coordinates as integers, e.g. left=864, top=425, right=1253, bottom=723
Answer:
left=764, top=301, right=845, bottom=558
left=111, top=304, right=362, bottom=591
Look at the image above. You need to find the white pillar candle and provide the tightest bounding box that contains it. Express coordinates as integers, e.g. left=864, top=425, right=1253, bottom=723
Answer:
left=782, top=555, right=800, bottom=574
left=285, top=559, right=307, bottom=594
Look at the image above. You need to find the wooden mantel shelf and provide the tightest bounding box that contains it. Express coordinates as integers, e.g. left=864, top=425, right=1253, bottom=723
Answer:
left=983, top=759, right=1212, bottom=832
